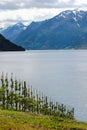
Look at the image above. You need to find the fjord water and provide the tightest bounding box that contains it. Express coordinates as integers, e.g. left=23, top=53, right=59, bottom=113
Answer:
left=0, top=50, right=87, bottom=121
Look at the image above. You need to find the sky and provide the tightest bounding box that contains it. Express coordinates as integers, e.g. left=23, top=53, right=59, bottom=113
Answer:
left=0, top=0, right=87, bottom=27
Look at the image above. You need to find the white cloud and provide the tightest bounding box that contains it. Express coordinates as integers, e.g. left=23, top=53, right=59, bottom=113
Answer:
left=74, top=0, right=87, bottom=7
left=0, top=0, right=87, bottom=10
left=0, top=8, right=63, bottom=27
left=0, top=0, right=87, bottom=27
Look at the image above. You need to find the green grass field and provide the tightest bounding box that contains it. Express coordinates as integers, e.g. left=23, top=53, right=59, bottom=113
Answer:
left=0, top=110, right=87, bottom=130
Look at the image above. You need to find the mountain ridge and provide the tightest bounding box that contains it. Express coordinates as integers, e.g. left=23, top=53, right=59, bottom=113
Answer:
left=1, top=9, right=87, bottom=50
left=1, top=22, right=27, bottom=42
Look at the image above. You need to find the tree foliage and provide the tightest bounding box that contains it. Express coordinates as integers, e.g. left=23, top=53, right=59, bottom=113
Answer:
left=0, top=73, right=74, bottom=119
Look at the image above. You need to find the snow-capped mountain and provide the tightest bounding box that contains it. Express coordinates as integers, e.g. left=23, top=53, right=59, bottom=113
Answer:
left=58, top=9, right=85, bottom=19
left=0, top=22, right=27, bottom=42
left=54, top=9, right=87, bottom=27
left=1, top=10, right=87, bottom=49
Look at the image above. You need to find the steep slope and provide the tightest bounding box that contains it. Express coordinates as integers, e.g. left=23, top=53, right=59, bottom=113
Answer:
left=2, top=10, right=87, bottom=50
left=1, top=22, right=27, bottom=42
left=0, top=110, right=87, bottom=130
left=0, top=34, right=25, bottom=51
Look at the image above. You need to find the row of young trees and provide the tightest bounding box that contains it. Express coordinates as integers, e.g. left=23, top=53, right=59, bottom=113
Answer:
left=0, top=73, right=74, bottom=119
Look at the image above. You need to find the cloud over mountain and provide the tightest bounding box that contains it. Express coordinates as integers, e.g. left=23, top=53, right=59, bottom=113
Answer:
left=0, top=0, right=87, bottom=27
left=2, top=10, right=87, bottom=50
left=0, top=0, right=87, bottom=10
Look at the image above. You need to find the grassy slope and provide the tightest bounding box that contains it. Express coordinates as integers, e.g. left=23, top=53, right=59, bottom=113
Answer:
left=0, top=110, right=87, bottom=130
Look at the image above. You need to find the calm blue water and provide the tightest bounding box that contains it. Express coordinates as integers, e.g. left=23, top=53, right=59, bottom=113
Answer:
left=0, top=50, right=87, bottom=121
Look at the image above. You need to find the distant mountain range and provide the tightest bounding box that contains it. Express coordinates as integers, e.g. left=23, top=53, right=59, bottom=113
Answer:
left=0, top=34, right=25, bottom=51
left=1, top=22, right=27, bottom=42
left=1, top=10, right=87, bottom=50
